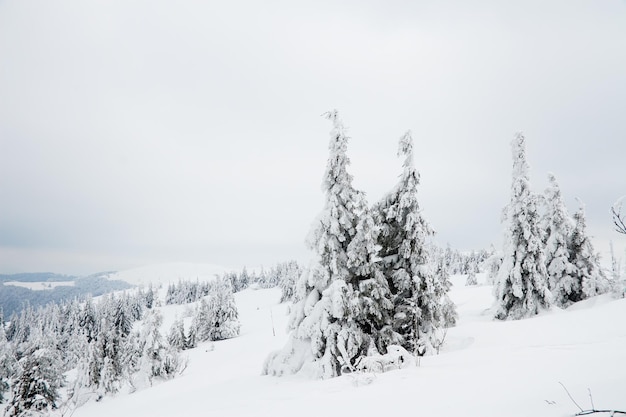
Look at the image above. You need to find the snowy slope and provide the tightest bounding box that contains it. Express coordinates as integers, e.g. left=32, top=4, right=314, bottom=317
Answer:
left=72, top=274, right=626, bottom=417
left=107, top=263, right=230, bottom=287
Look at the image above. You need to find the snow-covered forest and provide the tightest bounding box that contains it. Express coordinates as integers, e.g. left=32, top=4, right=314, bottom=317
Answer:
left=0, top=113, right=624, bottom=417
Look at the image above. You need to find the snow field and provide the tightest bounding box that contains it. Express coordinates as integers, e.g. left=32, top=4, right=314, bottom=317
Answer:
left=73, top=274, right=626, bottom=417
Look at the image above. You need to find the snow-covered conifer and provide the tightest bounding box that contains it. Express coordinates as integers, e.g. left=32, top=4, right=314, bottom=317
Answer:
left=0, top=322, right=15, bottom=404
left=6, top=346, right=64, bottom=417
left=136, top=309, right=184, bottom=386
left=373, top=131, right=454, bottom=355
left=279, top=261, right=303, bottom=303
left=263, top=110, right=369, bottom=378
left=167, top=317, right=187, bottom=351
left=465, top=261, right=478, bottom=286
left=570, top=202, right=610, bottom=299
left=206, top=278, right=240, bottom=341
left=543, top=173, right=578, bottom=307
left=494, top=133, right=551, bottom=320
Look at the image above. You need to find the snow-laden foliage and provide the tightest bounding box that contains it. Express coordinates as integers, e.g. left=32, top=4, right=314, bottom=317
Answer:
left=0, top=323, right=14, bottom=404
left=6, top=346, right=64, bottom=417
left=165, top=280, right=212, bottom=305
left=278, top=261, right=303, bottom=303
left=465, top=262, right=478, bottom=286
left=483, top=250, right=503, bottom=285
left=374, top=131, right=456, bottom=354
left=494, top=133, right=551, bottom=320
left=192, top=278, right=240, bottom=342
left=136, top=310, right=185, bottom=387
left=264, top=111, right=371, bottom=378
left=167, top=317, right=188, bottom=351
left=347, top=210, right=396, bottom=354
left=543, top=173, right=578, bottom=307
left=569, top=203, right=611, bottom=299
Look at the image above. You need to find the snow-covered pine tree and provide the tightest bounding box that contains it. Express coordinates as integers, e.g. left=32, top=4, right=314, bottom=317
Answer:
left=263, top=110, right=369, bottom=378
left=279, top=261, right=303, bottom=303
left=192, top=299, right=213, bottom=343
left=483, top=246, right=503, bottom=285
left=206, top=278, right=240, bottom=341
left=570, top=202, right=610, bottom=299
left=6, top=346, right=64, bottom=417
left=465, top=260, right=478, bottom=286
left=0, top=320, right=15, bottom=404
left=494, top=133, right=551, bottom=320
left=543, top=173, right=578, bottom=307
left=374, top=131, right=455, bottom=355
left=167, top=317, right=187, bottom=351
left=137, top=309, right=183, bottom=386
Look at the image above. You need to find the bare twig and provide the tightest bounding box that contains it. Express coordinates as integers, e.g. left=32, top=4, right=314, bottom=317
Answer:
left=612, top=203, right=626, bottom=235
left=588, top=388, right=595, bottom=410
left=559, top=382, right=626, bottom=416
left=560, top=381, right=584, bottom=413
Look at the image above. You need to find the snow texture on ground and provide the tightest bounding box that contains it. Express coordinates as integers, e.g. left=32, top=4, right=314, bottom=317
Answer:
left=72, top=272, right=626, bottom=417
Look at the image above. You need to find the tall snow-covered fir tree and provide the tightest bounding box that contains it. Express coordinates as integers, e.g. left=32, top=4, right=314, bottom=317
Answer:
left=494, top=133, right=551, bottom=320
left=543, top=173, right=578, bottom=307
left=263, top=110, right=371, bottom=378
left=374, top=131, right=455, bottom=355
left=570, top=202, right=610, bottom=299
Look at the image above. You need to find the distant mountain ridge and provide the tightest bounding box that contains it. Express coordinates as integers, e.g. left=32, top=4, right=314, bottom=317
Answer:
left=0, top=273, right=131, bottom=317
left=0, top=272, right=79, bottom=283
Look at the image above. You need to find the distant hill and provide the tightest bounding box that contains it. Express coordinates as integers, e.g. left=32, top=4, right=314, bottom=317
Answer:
left=0, top=273, right=132, bottom=317
left=0, top=272, right=79, bottom=283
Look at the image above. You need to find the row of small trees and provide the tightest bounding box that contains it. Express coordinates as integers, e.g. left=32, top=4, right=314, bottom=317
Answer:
left=264, top=111, right=456, bottom=379
left=494, top=133, right=613, bottom=320
left=222, top=261, right=302, bottom=295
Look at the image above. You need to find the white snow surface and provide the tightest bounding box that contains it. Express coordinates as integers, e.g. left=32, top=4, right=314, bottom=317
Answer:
left=72, top=273, right=626, bottom=417
left=107, top=262, right=230, bottom=287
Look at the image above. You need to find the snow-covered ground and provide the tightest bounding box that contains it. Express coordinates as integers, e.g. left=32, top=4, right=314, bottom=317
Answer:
left=107, top=263, right=230, bottom=287
left=72, top=273, right=626, bottom=417
left=3, top=281, right=75, bottom=290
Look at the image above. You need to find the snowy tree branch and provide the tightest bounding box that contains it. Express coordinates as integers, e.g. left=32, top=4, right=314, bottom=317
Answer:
left=612, top=205, right=626, bottom=235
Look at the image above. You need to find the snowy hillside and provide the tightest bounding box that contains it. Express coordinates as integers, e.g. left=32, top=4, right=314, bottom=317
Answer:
left=108, top=263, right=230, bottom=287
left=71, top=273, right=626, bottom=417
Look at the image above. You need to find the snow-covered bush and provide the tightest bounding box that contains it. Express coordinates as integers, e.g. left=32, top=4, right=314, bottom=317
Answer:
left=355, top=345, right=414, bottom=373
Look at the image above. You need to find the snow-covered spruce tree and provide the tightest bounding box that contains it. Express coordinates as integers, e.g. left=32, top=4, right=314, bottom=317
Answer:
left=136, top=309, right=184, bottom=386
left=263, top=110, right=370, bottom=378
left=465, top=261, right=478, bottom=286
left=494, top=133, right=551, bottom=320
left=206, top=278, right=240, bottom=341
left=192, top=299, right=213, bottom=343
left=374, top=131, right=455, bottom=355
left=0, top=321, right=15, bottom=404
left=543, top=173, right=578, bottom=307
left=167, top=317, right=188, bottom=351
left=279, top=261, right=303, bottom=303
left=570, top=202, right=610, bottom=298
left=6, top=346, right=64, bottom=417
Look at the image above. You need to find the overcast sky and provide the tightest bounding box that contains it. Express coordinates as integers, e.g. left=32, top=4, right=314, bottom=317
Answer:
left=1, top=0, right=625, bottom=275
